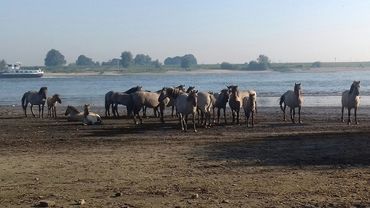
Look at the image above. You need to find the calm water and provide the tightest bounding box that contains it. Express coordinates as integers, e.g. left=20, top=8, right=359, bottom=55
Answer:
left=1, top=70, right=369, bottom=107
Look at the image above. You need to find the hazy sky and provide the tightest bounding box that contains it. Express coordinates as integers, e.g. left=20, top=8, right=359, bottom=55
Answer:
left=1, top=0, right=370, bottom=65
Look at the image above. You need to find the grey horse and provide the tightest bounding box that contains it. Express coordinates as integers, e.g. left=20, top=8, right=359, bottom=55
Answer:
left=21, top=87, right=48, bottom=118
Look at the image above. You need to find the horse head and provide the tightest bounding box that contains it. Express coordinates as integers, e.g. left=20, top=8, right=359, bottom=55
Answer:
left=294, top=83, right=302, bottom=95
left=220, top=89, right=230, bottom=101
left=187, top=90, right=198, bottom=107
left=186, top=86, right=195, bottom=93
left=83, top=104, right=90, bottom=116
left=54, top=94, right=62, bottom=104
left=39, top=87, right=48, bottom=99
left=349, top=81, right=360, bottom=95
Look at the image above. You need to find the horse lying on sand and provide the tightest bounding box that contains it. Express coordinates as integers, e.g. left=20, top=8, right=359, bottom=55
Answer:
left=83, top=104, right=102, bottom=125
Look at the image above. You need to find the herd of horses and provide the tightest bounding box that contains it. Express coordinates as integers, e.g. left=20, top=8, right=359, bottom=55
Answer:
left=20, top=81, right=361, bottom=132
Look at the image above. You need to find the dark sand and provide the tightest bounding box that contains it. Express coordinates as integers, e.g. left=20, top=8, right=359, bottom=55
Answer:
left=0, top=106, right=369, bottom=207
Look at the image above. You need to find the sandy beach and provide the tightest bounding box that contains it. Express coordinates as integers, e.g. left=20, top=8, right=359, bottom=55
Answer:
left=0, top=106, right=369, bottom=207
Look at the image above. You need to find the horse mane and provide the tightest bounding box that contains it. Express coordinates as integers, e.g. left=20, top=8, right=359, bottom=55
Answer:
left=349, top=83, right=355, bottom=94
left=67, top=105, right=79, bottom=113
left=39, top=87, right=47, bottom=94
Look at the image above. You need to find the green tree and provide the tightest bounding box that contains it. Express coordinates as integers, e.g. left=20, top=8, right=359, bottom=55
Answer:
left=311, top=61, right=321, bottom=68
left=134, top=54, right=152, bottom=65
left=44, top=49, right=66, bottom=66
left=120, top=51, right=133, bottom=68
left=220, top=62, right=233, bottom=69
left=0, top=59, right=6, bottom=70
left=76, top=55, right=95, bottom=66
left=181, top=56, right=191, bottom=70
left=164, top=54, right=197, bottom=66
left=257, top=54, right=271, bottom=69
left=154, top=60, right=162, bottom=68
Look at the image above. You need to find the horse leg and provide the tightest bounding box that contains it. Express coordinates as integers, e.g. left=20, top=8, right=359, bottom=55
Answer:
left=38, top=105, right=41, bottom=118
left=289, top=108, right=293, bottom=123
left=54, top=106, right=57, bottom=118
left=179, top=114, right=184, bottom=131
left=171, top=106, right=175, bottom=118
left=245, top=111, right=249, bottom=127
left=347, top=108, right=351, bottom=125
left=217, top=108, right=221, bottom=124
left=142, top=106, right=146, bottom=118
left=30, top=104, right=35, bottom=117
left=193, top=113, right=197, bottom=132
left=292, top=108, right=296, bottom=124
left=184, top=115, right=188, bottom=132
left=251, top=111, right=254, bottom=128
left=341, top=106, right=344, bottom=122
left=160, top=105, right=165, bottom=123
left=24, top=102, right=28, bottom=117
left=283, top=104, right=287, bottom=121
left=212, top=107, right=216, bottom=124
left=298, top=106, right=302, bottom=124
left=231, top=110, right=235, bottom=124
left=41, top=104, right=45, bottom=118
left=223, top=108, right=227, bottom=124
left=355, top=107, right=359, bottom=125
left=236, top=110, right=240, bottom=125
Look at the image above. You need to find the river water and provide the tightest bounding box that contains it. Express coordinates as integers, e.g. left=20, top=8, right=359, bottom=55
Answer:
left=1, top=69, right=369, bottom=107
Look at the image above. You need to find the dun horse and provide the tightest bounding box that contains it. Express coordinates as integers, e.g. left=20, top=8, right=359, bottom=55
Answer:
left=228, top=85, right=249, bottom=124
left=242, top=91, right=257, bottom=127
left=280, top=83, right=303, bottom=123
left=105, top=86, right=142, bottom=117
left=21, top=87, right=48, bottom=118
left=341, top=81, right=360, bottom=125
left=211, top=89, right=229, bottom=124
left=65, top=106, right=84, bottom=122
left=47, top=94, right=62, bottom=118
left=158, top=86, right=185, bottom=123
left=176, top=90, right=198, bottom=132
left=83, top=104, right=102, bottom=125
left=130, top=91, right=163, bottom=125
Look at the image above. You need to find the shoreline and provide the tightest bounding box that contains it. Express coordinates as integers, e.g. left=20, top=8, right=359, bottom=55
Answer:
left=43, top=67, right=370, bottom=76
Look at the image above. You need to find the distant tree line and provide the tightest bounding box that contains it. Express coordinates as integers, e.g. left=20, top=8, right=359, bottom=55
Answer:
left=44, top=49, right=190, bottom=69
left=220, top=55, right=271, bottom=71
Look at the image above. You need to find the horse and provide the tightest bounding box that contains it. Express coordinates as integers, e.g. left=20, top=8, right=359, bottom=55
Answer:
left=341, top=81, right=361, bottom=125
left=130, top=91, right=163, bottom=125
left=280, top=83, right=303, bottom=123
left=227, top=85, right=249, bottom=124
left=83, top=104, right=102, bottom=125
left=242, top=91, right=257, bottom=127
left=176, top=90, right=198, bottom=132
left=197, top=91, right=213, bottom=127
left=64, top=105, right=84, bottom=122
left=111, top=92, right=132, bottom=117
left=47, top=94, right=62, bottom=118
left=210, top=89, right=229, bottom=124
left=105, top=86, right=142, bottom=117
left=21, top=87, right=48, bottom=118
left=158, top=86, right=186, bottom=122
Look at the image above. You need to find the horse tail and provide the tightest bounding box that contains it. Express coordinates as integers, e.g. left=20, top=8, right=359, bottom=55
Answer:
left=21, top=93, right=27, bottom=111
left=105, top=95, right=110, bottom=115
left=279, top=94, right=285, bottom=112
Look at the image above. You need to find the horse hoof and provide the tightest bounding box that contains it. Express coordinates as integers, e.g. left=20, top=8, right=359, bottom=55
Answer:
left=194, top=130, right=197, bottom=133
left=356, top=122, right=359, bottom=125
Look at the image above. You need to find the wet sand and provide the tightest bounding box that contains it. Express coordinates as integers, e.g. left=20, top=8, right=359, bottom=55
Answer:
left=0, top=106, right=369, bottom=207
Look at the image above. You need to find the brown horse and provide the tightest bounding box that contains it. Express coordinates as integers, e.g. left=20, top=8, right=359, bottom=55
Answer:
left=47, top=94, right=62, bottom=118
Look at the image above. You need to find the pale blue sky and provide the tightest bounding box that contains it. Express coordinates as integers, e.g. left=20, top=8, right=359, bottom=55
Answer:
left=1, top=0, right=370, bottom=65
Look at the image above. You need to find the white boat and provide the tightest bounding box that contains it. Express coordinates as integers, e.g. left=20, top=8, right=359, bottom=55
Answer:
left=0, top=62, right=44, bottom=78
